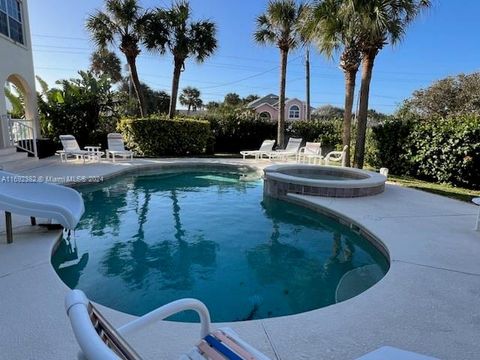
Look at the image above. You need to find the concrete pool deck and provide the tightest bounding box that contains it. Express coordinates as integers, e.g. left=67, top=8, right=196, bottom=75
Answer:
left=0, top=157, right=479, bottom=359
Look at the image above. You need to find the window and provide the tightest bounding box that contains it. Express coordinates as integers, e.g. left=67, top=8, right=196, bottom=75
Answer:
left=0, top=0, right=23, bottom=44
left=259, top=111, right=271, bottom=121
left=0, top=0, right=7, bottom=37
left=289, top=105, right=300, bottom=119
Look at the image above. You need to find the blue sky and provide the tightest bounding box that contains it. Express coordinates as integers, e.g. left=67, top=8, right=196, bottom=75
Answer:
left=28, top=0, right=480, bottom=114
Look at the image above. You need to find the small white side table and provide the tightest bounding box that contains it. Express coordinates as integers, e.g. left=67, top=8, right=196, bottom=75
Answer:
left=473, top=198, right=480, bottom=231
left=84, top=146, right=104, bottom=162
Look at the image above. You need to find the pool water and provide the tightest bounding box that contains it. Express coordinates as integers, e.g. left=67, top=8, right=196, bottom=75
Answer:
left=52, top=169, right=388, bottom=322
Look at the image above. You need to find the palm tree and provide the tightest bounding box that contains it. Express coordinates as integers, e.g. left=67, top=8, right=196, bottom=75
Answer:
left=353, top=0, right=431, bottom=168
left=254, top=0, right=305, bottom=147
left=143, top=1, right=217, bottom=119
left=86, top=0, right=147, bottom=117
left=90, top=48, right=123, bottom=83
left=179, top=86, right=202, bottom=113
left=301, top=0, right=362, bottom=167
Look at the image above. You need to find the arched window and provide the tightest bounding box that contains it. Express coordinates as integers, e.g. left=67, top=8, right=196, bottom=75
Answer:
left=259, top=111, right=271, bottom=121
left=289, top=105, right=300, bottom=119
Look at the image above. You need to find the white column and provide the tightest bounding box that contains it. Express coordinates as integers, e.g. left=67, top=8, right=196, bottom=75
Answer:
left=0, top=86, right=9, bottom=148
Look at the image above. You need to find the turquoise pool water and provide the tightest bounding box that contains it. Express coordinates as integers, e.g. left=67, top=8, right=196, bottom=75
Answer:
left=52, top=169, right=388, bottom=322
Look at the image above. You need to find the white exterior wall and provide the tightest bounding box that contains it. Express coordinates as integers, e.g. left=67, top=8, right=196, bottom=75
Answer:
left=0, top=0, right=38, bottom=148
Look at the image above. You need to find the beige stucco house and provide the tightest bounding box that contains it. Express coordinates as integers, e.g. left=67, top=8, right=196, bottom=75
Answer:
left=0, top=0, right=39, bottom=161
left=247, top=94, right=313, bottom=121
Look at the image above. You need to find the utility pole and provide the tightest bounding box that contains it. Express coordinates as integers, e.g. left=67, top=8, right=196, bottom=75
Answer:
left=305, top=47, right=311, bottom=121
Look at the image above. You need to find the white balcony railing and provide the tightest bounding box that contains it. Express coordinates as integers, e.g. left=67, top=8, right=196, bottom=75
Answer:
left=2, top=114, right=38, bottom=157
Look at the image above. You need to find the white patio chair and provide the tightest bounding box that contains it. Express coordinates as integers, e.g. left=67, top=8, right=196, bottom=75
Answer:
left=240, top=139, right=275, bottom=160
left=267, top=137, right=303, bottom=161
left=65, top=290, right=271, bottom=360
left=297, top=142, right=322, bottom=164
left=107, top=133, right=134, bottom=162
left=59, top=135, right=90, bottom=163
left=324, top=145, right=349, bottom=167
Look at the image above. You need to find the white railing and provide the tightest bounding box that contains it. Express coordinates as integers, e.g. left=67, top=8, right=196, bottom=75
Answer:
left=3, top=115, right=38, bottom=157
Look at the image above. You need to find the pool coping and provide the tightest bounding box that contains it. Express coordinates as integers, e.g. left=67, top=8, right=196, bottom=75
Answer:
left=264, top=164, right=387, bottom=189
left=1, top=157, right=479, bottom=359
left=264, top=164, right=387, bottom=198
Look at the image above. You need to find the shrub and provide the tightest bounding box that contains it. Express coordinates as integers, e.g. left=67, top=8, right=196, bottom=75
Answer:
left=118, top=118, right=211, bottom=157
left=38, top=71, right=120, bottom=148
left=409, top=116, right=480, bottom=188
left=206, top=115, right=276, bottom=153
left=367, top=119, right=414, bottom=175
left=367, top=116, right=480, bottom=189
left=287, top=119, right=342, bottom=149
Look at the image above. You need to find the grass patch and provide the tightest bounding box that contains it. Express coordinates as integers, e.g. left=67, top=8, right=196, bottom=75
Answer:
left=387, top=175, right=480, bottom=202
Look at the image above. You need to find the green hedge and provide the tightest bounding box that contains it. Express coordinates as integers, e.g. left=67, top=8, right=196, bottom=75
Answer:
left=368, top=116, right=480, bottom=189
left=287, top=120, right=342, bottom=148
left=118, top=115, right=344, bottom=158
left=118, top=118, right=211, bottom=157
left=205, top=116, right=342, bottom=153
left=367, top=119, right=414, bottom=175
left=207, top=116, right=276, bottom=153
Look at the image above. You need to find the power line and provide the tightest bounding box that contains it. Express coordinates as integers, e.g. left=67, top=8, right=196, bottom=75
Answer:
left=34, top=65, right=398, bottom=101
left=32, top=33, right=89, bottom=41
left=200, top=55, right=303, bottom=90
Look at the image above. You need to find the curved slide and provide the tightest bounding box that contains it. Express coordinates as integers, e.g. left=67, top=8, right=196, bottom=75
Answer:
left=0, top=170, right=84, bottom=233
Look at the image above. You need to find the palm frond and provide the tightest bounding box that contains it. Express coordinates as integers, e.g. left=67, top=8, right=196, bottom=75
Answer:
left=35, top=75, right=49, bottom=95
left=189, top=20, right=217, bottom=63
left=86, top=11, right=117, bottom=48
left=253, top=0, right=303, bottom=51
left=353, top=0, right=432, bottom=49
left=141, top=8, right=169, bottom=54
left=105, top=0, right=142, bottom=29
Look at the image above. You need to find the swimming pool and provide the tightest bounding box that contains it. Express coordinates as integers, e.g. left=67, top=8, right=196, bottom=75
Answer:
left=52, top=167, right=388, bottom=322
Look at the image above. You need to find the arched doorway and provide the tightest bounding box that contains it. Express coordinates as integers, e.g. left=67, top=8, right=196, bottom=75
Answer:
left=1, top=74, right=38, bottom=151
left=4, top=79, right=25, bottom=119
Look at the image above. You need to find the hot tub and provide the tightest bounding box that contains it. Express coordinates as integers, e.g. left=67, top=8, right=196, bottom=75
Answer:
left=264, top=164, right=387, bottom=198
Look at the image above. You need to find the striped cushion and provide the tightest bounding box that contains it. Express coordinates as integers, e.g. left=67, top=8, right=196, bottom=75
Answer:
left=88, top=303, right=142, bottom=360
left=190, top=330, right=258, bottom=360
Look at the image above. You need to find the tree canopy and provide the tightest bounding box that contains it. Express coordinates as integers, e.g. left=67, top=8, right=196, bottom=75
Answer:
left=397, top=72, right=480, bottom=120
left=90, top=49, right=123, bottom=83
left=179, top=87, right=203, bottom=112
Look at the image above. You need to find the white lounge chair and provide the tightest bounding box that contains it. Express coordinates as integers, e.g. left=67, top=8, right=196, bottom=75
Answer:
left=267, top=137, right=303, bottom=161
left=59, top=135, right=90, bottom=163
left=59, top=135, right=105, bottom=163
left=324, top=145, right=349, bottom=167
left=106, top=133, right=134, bottom=162
left=65, top=289, right=271, bottom=360
left=297, top=142, right=322, bottom=164
left=0, top=170, right=84, bottom=243
left=240, top=139, right=275, bottom=160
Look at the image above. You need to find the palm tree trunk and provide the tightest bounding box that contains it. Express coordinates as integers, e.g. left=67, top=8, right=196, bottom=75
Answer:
left=169, top=58, right=183, bottom=119
left=354, top=50, right=376, bottom=169
left=278, top=48, right=288, bottom=148
left=126, top=55, right=146, bottom=118
left=343, top=68, right=357, bottom=167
